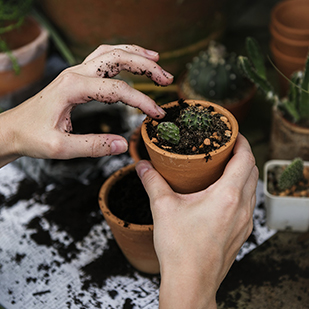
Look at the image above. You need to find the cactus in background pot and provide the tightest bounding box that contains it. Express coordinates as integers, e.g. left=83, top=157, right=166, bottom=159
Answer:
left=278, top=158, right=304, bottom=191
left=238, top=36, right=309, bottom=125
left=186, top=41, right=248, bottom=102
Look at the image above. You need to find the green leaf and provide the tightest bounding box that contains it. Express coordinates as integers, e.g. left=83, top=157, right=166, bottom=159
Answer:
left=299, top=53, right=309, bottom=119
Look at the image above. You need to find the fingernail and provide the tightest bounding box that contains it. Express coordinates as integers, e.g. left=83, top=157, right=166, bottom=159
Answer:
left=110, top=139, right=128, bottom=155
left=146, top=49, right=159, bottom=57
left=156, top=104, right=166, bottom=117
left=136, top=161, right=151, bottom=178
left=162, top=69, right=174, bottom=79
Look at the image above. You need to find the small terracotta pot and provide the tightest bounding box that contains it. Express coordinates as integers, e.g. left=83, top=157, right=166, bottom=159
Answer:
left=271, top=0, right=309, bottom=41
left=176, top=72, right=256, bottom=123
left=141, top=100, right=239, bottom=194
left=269, top=106, right=309, bottom=161
left=270, top=40, right=306, bottom=94
left=98, top=163, right=159, bottom=274
left=270, top=25, right=309, bottom=58
left=0, top=16, right=49, bottom=96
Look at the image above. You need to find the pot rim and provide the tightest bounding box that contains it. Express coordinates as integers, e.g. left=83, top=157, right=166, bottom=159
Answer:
left=271, top=0, right=309, bottom=36
left=270, top=24, right=309, bottom=46
left=98, top=163, right=154, bottom=230
left=270, top=40, right=306, bottom=64
left=263, top=159, right=309, bottom=200
left=141, top=99, right=239, bottom=159
left=0, top=16, right=49, bottom=70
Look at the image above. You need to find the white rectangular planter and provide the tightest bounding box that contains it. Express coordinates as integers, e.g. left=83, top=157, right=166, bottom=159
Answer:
left=263, top=160, right=309, bottom=232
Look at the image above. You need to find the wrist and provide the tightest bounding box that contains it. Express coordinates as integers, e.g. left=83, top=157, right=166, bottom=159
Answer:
left=0, top=109, right=20, bottom=167
left=159, top=264, right=218, bottom=309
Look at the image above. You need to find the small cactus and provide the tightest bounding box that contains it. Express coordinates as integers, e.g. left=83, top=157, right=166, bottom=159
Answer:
left=278, top=158, right=304, bottom=191
left=179, top=105, right=212, bottom=131
left=238, top=37, right=309, bottom=124
left=157, top=122, right=180, bottom=145
left=186, top=41, right=247, bottom=101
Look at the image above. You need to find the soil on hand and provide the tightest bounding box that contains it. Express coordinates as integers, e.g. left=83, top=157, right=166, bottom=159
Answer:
left=108, top=170, right=152, bottom=225
left=267, top=165, right=309, bottom=197
left=147, top=99, right=232, bottom=157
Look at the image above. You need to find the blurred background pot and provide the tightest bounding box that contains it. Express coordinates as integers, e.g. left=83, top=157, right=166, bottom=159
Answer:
left=98, top=163, right=159, bottom=274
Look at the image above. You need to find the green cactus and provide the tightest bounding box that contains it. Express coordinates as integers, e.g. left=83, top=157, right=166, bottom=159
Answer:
left=278, top=158, right=304, bottom=191
left=157, top=122, right=180, bottom=145
left=179, top=105, right=212, bottom=131
left=238, top=36, right=309, bottom=124
left=186, top=41, right=248, bottom=101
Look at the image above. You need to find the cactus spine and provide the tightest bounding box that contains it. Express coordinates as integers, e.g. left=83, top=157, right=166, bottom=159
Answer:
left=278, top=158, right=304, bottom=191
left=157, top=122, right=180, bottom=145
left=186, top=41, right=247, bottom=101
left=179, top=105, right=212, bottom=131
left=238, top=37, right=309, bottom=124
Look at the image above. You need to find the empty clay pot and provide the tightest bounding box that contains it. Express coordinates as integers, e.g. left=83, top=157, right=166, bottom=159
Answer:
left=141, top=100, right=239, bottom=194
left=98, top=163, right=159, bottom=274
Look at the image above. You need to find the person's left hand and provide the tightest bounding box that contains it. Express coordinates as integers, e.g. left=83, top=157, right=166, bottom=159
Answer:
left=0, top=44, right=173, bottom=167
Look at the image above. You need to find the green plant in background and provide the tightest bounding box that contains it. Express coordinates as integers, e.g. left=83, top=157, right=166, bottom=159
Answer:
left=238, top=36, right=309, bottom=125
left=0, top=0, right=35, bottom=74
left=157, top=122, right=180, bottom=145
left=186, top=41, right=249, bottom=102
left=179, top=105, right=212, bottom=131
left=278, top=158, right=304, bottom=191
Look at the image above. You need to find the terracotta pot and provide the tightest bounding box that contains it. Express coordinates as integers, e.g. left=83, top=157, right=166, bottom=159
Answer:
left=176, top=72, right=256, bottom=123
left=270, top=40, right=306, bottom=94
left=38, top=0, right=226, bottom=77
left=129, top=126, right=150, bottom=162
left=269, top=106, right=309, bottom=161
left=270, top=25, right=309, bottom=58
left=98, top=163, right=159, bottom=274
left=141, top=100, right=239, bottom=194
left=0, top=16, right=49, bottom=96
left=271, top=0, right=309, bottom=41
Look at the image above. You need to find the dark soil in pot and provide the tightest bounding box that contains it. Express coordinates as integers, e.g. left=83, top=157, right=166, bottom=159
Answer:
left=108, top=169, right=152, bottom=225
left=146, top=99, right=232, bottom=157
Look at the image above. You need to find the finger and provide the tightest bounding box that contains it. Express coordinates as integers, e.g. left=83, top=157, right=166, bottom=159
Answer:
left=135, top=160, right=173, bottom=203
left=218, top=134, right=257, bottom=191
left=43, top=133, right=128, bottom=159
left=75, top=48, right=174, bottom=86
left=52, top=73, right=167, bottom=119
left=83, top=44, right=160, bottom=62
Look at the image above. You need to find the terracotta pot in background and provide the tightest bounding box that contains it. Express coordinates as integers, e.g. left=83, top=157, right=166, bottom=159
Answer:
left=269, top=106, right=309, bottom=161
left=141, top=100, right=239, bottom=194
left=0, top=16, right=49, bottom=96
left=129, top=126, right=150, bottom=162
left=177, top=72, right=256, bottom=123
left=38, top=0, right=227, bottom=78
left=271, top=0, right=309, bottom=41
left=98, top=163, right=159, bottom=274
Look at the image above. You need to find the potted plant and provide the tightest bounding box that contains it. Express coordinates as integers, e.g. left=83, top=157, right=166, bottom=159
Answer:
left=263, top=158, right=309, bottom=231
left=238, top=37, right=309, bottom=161
left=0, top=0, right=49, bottom=97
left=177, top=41, right=256, bottom=122
left=98, top=163, right=159, bottom=274
left=141, top=99, right=239, bottom=194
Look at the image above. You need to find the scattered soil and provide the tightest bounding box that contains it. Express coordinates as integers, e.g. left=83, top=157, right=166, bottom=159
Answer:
left=108, top=170, right=152, bottom=225
left=267, top=165, right=309, bottom=197
left=146, top=99, right=231, bottom=157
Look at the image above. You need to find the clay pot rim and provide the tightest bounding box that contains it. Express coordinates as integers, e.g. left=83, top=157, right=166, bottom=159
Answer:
left=270, top=40, right=306, bottom=64
left=0, top=16, right=49, bottom=69
left=273, top=105, right=309, bottom=134
left=128, top=126, right=142, bottom=162
left=141, top=100, right=239, bottom=159
left=271, top=0, right=309, bottom=36
left=98, top=163, right=154, bottom=231
left=270, top=24, right=309, bottom=47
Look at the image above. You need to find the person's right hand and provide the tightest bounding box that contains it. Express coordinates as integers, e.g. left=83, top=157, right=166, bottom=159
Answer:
left=136, top=134, right=259, bottom=309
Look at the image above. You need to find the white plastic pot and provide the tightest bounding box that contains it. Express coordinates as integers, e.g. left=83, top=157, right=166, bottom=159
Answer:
left=263, top=160, right=309, bottom=232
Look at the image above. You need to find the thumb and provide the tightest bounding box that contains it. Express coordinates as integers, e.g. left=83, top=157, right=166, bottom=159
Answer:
left=135, top=160, right=172, bottom=202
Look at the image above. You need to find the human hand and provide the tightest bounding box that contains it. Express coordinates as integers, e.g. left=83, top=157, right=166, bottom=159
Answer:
left=136, top=134, right=259, bottom=309
left=0, top=44, right=173, bottom=167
